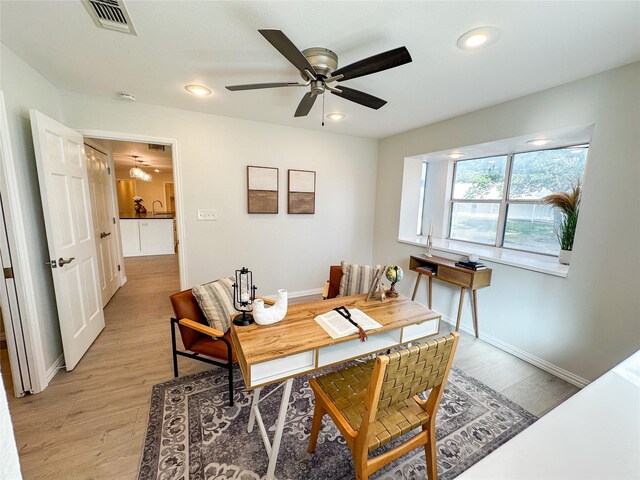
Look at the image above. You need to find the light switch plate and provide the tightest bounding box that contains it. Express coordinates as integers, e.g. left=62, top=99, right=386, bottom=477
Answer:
left=197, top=209, right=218, bottom=221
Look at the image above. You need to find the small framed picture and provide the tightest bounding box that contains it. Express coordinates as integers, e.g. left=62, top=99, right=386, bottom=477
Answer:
left=288, top=169, right=316, bottom=214
left=247, top=166, right=278, bottom=214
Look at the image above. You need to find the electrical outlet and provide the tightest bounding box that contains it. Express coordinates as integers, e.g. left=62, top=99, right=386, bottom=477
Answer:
left=197, top=209, right=218, bottom=221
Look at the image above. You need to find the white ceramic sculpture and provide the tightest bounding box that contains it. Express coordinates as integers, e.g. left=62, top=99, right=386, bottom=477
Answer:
left=253, top=289, right=288, bottom=325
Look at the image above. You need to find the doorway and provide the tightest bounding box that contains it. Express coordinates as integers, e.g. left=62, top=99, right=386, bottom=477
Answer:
left=88, top=139, right=177, bottom=259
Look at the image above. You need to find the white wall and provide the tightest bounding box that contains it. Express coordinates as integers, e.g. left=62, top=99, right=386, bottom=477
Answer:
left=374, top=62, right=640, bottom=382
left=60, top=91, right=378, bottom=294
left=0, top=44, right=63, bottom=379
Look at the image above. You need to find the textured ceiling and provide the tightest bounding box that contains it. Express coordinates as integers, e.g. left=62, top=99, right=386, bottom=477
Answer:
left=2, top=1, right=639, bottom=138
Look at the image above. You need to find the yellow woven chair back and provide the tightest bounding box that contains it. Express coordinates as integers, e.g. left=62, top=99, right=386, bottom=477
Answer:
left=375, top=334, right=457, bottom=415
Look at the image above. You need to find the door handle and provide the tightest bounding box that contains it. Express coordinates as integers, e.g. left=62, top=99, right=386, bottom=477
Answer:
left=58, top=257, right=75, bottom=266
left=99, top=232, right=112, bottom=239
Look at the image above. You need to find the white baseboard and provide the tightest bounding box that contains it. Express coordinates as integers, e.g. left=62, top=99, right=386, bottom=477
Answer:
left=264, top=288, right=324, bottom=300
left=45, top=354, right=65, bottom=384
left=441, top=317, right=590, bottom=389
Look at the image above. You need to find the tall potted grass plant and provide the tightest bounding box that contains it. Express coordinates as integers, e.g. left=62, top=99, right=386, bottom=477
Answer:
left=542, top=181, right=582, bottom=265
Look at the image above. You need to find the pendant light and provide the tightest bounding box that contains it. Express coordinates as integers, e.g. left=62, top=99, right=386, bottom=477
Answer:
left=129, top=155, right=152, bottom=182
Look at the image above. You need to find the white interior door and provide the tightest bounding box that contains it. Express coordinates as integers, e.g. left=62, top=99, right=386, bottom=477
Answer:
left=30, top=110, right=104, bottom=371
left=85, top=144, right=119, bottom=306
left=0, top=194, right=32, bottom=396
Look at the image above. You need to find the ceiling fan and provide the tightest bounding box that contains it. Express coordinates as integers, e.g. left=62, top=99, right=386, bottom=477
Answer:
left=226, top=29, right=412, bottom=118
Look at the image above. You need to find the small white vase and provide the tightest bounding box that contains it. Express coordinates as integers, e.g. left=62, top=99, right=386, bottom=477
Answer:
left=253, top=289, right=288, bottom=325
left=558, top=249, right=572, bottom=265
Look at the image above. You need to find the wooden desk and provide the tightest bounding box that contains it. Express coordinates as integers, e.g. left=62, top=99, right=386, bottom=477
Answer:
left=231, top=294, right=441, bottom=479
left=409, top=255, right=492, bottom=337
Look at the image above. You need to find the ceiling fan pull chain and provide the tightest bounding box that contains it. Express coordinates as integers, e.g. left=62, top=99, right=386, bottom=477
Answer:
left=322, top=93, right=325, bottom=126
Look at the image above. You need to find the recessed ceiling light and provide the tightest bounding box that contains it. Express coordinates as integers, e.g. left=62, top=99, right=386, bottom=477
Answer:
left=457, top=27, right=499, bottom=50
left=326, top=112, right=345, bottom=121
left=185, top=84, right=212, bottom=96
left=527, top=138, right=554, bottom=146
left=448, top=152, right=464, bottom=159
left=154, top=169, right=160, bottom=173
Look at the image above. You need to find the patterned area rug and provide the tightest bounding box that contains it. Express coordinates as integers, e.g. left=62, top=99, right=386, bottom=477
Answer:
left=138, top=366, right=536, bottom=480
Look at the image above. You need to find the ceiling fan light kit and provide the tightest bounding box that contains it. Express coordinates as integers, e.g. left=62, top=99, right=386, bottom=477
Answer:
left=226, top=29, right=413, bottom=121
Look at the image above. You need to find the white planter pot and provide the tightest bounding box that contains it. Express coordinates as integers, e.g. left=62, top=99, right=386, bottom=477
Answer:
left=558, top=249, right=572, bottom=265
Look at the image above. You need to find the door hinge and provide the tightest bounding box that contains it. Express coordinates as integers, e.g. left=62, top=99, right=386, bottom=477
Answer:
left=113, top=217, right=116, bottom=224
left=3, top=267, right=13, bottom=279
left=107, top=167, right=111, bottom=174
left=117, top=264, right=121, bottom=272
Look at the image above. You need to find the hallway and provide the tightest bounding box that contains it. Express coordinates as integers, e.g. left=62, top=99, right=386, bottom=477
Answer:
left=1, top=255, right=199, bottom=479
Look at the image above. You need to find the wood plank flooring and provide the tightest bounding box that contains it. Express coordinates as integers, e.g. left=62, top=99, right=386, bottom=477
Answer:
left=1, top=255, right=578, bottom=480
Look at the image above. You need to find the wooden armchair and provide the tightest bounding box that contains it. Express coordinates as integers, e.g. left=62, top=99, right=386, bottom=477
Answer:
left=170, top=289, right=238, bottom=406
left=308, top=332, right=459, bottom=480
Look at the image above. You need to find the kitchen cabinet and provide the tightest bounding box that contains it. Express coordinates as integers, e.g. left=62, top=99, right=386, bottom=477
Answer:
left=120, top=218, right=174, bottom=257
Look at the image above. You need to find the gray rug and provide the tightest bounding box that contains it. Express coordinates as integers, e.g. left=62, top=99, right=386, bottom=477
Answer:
left=138, top=366, right=536, bottom=480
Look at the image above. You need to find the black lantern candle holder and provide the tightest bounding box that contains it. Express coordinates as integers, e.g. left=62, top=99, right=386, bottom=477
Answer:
left=232, top=267, right=257, bottom=326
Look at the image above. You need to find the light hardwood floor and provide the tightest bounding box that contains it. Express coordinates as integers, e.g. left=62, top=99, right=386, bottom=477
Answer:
left=1, top=255, right=578, bottom=480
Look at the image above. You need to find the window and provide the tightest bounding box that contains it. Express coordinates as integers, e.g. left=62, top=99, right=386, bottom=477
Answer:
left=449, top=145, right=588, bottom=255
left=417, top=162, right=428, bottom=235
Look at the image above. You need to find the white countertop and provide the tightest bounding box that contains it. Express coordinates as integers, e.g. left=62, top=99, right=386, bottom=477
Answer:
left=458, top=349, right=640, bottom=479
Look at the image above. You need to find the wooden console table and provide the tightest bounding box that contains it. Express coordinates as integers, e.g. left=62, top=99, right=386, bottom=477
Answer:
left=409, top=255, right=492, bottom=337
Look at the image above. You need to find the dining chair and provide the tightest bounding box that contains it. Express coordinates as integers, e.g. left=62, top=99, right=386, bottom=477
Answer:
left=307, top=332, right=459, bottom=480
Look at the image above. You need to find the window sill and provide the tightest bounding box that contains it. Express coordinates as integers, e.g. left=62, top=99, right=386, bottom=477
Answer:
left=398, top=236, right=569, bottom=278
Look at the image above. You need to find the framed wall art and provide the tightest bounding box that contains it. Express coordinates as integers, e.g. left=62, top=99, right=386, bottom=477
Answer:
left=247, top=166, right=278, bottom=214
left=288, top=169, right=316, bottom=214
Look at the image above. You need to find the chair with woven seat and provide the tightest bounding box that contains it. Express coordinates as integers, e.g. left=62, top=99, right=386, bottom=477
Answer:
left=308, top=332, right=459, bottom=480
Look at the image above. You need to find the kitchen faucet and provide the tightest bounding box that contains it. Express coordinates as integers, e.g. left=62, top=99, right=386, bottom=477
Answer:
left=152, top=200, right=163, bottom=215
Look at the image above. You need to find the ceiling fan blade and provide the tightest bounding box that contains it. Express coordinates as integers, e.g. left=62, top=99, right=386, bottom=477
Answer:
left=259, top=29, right=317, bottom=77
left=226, top=82, right=301, bottom=91
left=294, top=92, right=317, bottom=117
left=331, top=46, right=412, bottom=81
left=331, top=86, right=387, bottom=110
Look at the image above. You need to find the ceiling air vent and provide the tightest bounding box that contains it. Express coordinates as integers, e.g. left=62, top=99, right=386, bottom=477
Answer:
left=148, top=144, right=166, bottom=152
left=82, top=0, right=137, bottom=35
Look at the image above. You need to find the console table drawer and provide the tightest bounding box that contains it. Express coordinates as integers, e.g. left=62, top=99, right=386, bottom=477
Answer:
left=437, top=266, right=472, bottom=287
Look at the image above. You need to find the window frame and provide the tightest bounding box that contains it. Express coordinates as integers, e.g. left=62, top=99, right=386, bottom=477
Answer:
left=417, top=161, right=429, bottom=236
left=448, top=144, right=588, bottom=256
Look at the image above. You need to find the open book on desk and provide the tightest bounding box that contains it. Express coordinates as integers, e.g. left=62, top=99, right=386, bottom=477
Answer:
left=315, top=308, right=383, bottom=339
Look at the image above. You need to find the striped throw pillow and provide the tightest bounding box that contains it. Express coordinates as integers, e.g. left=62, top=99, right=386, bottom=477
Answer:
left=338, top=262, right=382, bottom=297
left=192, top=277, right=236, bottom=333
